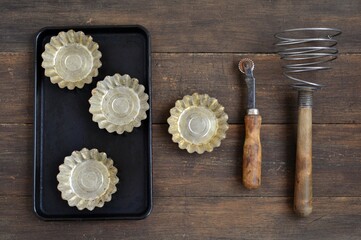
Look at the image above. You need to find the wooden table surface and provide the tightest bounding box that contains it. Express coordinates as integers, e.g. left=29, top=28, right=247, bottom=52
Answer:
left=1, top=0, right=361, bottom=239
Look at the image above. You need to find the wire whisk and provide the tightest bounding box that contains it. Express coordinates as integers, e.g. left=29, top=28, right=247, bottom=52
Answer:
left=275, top=28, right=341, bottom=91
left=275, top=28, right=341, bottom=217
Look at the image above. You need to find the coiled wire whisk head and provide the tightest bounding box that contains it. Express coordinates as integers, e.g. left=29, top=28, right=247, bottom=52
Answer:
left=275, top=28, right=341, bottom=91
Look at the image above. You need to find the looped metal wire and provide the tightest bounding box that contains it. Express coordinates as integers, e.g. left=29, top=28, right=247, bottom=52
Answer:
left=275, top=28, right=341, bottom=90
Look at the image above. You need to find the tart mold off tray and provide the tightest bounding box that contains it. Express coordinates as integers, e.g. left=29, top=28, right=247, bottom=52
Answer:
left=34, top=26, right=152, bottom=220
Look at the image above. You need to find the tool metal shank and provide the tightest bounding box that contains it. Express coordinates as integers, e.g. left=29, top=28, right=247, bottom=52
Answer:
left=244, top=72, right=256, bottom=110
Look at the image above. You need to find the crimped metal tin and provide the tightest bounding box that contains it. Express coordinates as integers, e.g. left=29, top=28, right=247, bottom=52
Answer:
left=57, top=148, right=119, bottom=211
left=167, top=93, right=229, bottom=154
left=41, top=29, right=102, bottom=89
left=89, top=73, right=149, bottom=134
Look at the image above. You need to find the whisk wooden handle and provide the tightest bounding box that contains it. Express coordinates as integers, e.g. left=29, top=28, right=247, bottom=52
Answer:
left=294, top=107, right=313, bottom=217
left=243, top=114, right=262, bottom=189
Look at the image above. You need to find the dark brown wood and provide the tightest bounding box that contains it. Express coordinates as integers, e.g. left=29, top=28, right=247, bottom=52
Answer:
left=243, top=114, right=262, bottom=189
left=0, top=124, right=33, bottom=197
left=294, top=107, right=313, bottom=217
left=0, top=53, right=33, bottom=124
left=153, top=53, right=361, bottom=124
left=1, top=0, right=361, bottom=238
left=0, top=0, right=359, bottom=53
left=153, top=123, right=361, bottom=198
left=1, top=195, right=361, bottom=239
left=1, top=123, right=361, bottom=199
left=2, top=53, right=361, bottom=124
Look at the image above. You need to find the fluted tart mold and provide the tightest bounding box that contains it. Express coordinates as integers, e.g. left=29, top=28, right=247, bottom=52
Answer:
left=167, top=93, right=229, bottom=154
left=57, top=148, right=119, bottom=211
left=41, top=29, right=102, bottom=90
left=89, top=73, right=149, bottom=134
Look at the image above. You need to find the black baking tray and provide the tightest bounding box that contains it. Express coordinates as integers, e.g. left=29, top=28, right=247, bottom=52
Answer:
left=33, top=26, right=152, bottom=220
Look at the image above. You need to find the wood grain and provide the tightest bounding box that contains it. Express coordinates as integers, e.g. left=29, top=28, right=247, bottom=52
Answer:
left=0, top=53, right=33, bottom=124
left=0, top=0, right=359, bottom=53
left=243, top=114, right=262, bottom=189
left=1, top=195, right=361, bottom=240
left=1, top=0, right=361, bottom=238
left=1, top=53, right=361, bottom=124
left=154, top=123, right=361, bottom=198
left=1, top=123, right=361, bottom=198
left=294, top=107, right=313, bottom=217
left=0, top=124, right=32, bottom=197
left=153, top=53, right=361, bottom=124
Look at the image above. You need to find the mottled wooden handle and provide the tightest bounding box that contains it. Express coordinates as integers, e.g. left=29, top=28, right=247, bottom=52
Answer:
left=294, top=107, right=313, bottom=217
left=243, top=114, right=262, bottom=189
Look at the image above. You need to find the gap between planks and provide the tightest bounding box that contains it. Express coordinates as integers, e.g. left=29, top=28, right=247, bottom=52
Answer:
left=1, top=123, right=361, bottom=126
left=2, top=52, right=361, bottom=56
left=1, top=194, right=360, bottom=199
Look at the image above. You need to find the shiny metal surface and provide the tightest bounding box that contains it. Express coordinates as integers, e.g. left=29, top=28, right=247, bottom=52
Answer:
left=239, top=58, right=257, bottom=111
left=57, top=148, right=119, bottom=211
left=41, top=29, right=102, bottom=90
left=275, top=28, right=341, bottom=93
left=167, top=93, right=229, bottom=154
left=89, top=73, right=149, bottom=134
left=178, top=106, right=217, bottom=145
left=247, top=108, right=259, bottom=115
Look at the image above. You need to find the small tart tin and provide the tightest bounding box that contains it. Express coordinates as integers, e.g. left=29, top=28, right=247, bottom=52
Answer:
left=41, top=29, right=102, bottom=89
left=167, top=93, right=229, bottom=154
left=57, top=148, right=119, bottom=211
left=89, top=73, right=149, bottom=134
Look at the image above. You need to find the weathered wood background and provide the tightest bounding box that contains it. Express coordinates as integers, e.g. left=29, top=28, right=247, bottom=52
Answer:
left=1, top=0, right=361, bottom=239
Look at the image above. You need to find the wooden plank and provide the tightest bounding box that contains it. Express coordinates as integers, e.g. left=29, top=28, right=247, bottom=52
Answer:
left=1, top=1, right=359, bottom=238
left=153, top=124, right=361, bottom=197
left=0, top=195, right=361, bottom=239
left=1, top=53, right=360, bottom=124
left=0, top=124, right=32, bottom=196
left=0, top=0, right=359, bottom=53
left=0, top=53, right=33, bottom=124
left=1, top=124, right=360, bottom=197
left=153, top=53, right=361, bottom=124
